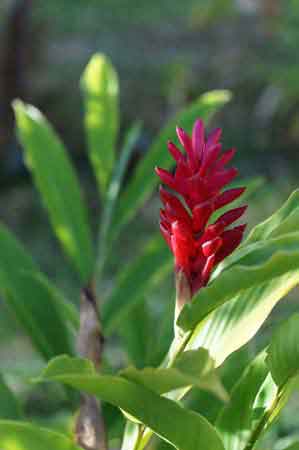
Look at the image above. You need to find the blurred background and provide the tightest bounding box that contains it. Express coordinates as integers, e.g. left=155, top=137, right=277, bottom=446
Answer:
left=1, top=0, right=299, bottom=448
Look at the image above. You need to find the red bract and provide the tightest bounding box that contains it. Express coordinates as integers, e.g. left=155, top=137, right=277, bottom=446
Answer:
left=156, top=119, right=247, bottom=295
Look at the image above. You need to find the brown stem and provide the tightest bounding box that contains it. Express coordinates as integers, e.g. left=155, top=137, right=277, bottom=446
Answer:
left=75, top=282, right=107, bottom=450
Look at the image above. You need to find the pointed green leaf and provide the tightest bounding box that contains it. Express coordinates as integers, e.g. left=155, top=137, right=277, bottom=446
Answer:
left=0, top=223, right=75, bottom=359
left=213, top=189, right=299, bottom=280
left=37, top=355, right=225, bottom=450
left=216, top=352, right=270, bottom=450
left=97, top=121, right=142, bottom=276
left=178, top=233, right=299, bottom=332
left=245, top=189, right=299, bottom=245
left=0, top=375, right=23, bottom=420
left=0, top=421, right=82, bottom=450
left=267, top=313, right=299, bottom=387
left=187, top=271, right=299, bottom=368
left=281, top=444, right=299, bottom=450
left=121, top=421, right=140, bottom=450
left=121, top=349, right=228, bottom=401
left=13, top=100, right=94, bottom=282
left=119, top=299, right=152, bottom=367
left=110, top=90, right=231, bottom=241
left=81, top=53, right=119, bottom=195
left=102, top=234, right=172, bottom=335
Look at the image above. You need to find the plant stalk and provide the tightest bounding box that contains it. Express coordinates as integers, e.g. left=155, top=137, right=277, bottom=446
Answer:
left=243, top=389, right=282, bottom=450
left=75, top=282, right=107, bottom=450
left=128, top=271, right=193, bottom=450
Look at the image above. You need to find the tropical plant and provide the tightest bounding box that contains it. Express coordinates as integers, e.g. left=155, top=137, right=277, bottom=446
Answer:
left=0, top=53, right=299, bottom=450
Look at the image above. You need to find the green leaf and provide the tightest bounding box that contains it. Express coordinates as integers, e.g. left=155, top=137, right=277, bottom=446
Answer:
left=13, top=100, right=94, bottom=283
left=245, top=189, right=299, bottom=245
left=109, top=90, right=231, bottom=242
left=0, top=375, right=23, bottom=420
left=37, top=355, right=225, bottom=450
left=121, top=348, right=228, bottom=401
left=81, top=53, right=119, bottom=195
left=0, top=421, right=82, bottom=450
left=102, top=234, right=172, bottom=335
left=178, top=233, right=299, bottom=332
left=281, top=444, right=299, bottom=450
left=97, top=121, right=142, bottom=276
left=186, top=271, right=299, bottom=368
left=213, top=189, right=299, bottom=280
left=0, top=223, right=75, bottom=360
left=216, top=352, right=270, bottom=450
left=121, top=421, right=140, bottom=450
left=232, top=314, right=299, bottom=446
left=119, top=299, right=152, bottom=367
left=267, top=313, right=299, bottom=387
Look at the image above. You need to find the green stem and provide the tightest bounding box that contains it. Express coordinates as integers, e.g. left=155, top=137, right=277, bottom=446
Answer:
left=128, top=329, right=193, bottom=450
left=243, top=389, right=282, bottom=450
left=133, top=425, right=145, bottom=450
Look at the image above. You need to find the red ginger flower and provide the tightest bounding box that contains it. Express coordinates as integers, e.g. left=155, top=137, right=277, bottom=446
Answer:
left=156, top=119, right=247, bottom=296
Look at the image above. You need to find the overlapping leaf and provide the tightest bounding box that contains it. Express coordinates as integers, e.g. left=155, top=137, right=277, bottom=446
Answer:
left=97, top=122, right=141, bottom=276
left=81, top=53, right=119, bottom=195
left=267, top=313, right=299, bottom=388
left=0, top=223, right=75, bottom=360
left=109, top=90, right=231, bottom=241
left=214, top=189, right=299, bottom=278
left=0, top=375, right=23, bottom=420
left=187, top=271, right=299, bottom=368
left=121, top=348, right=228, bottom=401
left=245, top=189, right=299, bottom=245
left=178, top=232, right=299, bottom=332
left=0, top=421, right=82, bottom=450
left=13, top=100, right=94, bottom=282
left=37, top=355, right=225, bottom=450
left=216, top=352, right=271, bottom=450
left=102, top=234, right=172, bottom=335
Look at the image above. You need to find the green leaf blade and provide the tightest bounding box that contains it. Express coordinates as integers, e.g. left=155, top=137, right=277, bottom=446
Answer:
left=13, top=100, right=94, bottom=283
left=81, top=53, right=119, bottom=195
left=0, top=375, right=23, bottom=420
left=0, top=224, right=75, bottom=360
left=267, top=313, right=299, bottom=387
left=121, top=348, right=227, bottom=401
left=38, top=356, right=225, bottom=450
left=216, top=352, right=270, bottom=450
left=102, top=234, right=172, bottom=335
left=179, top=233, right=299, bottom=332
left=0, top=421, right=82, bottom=450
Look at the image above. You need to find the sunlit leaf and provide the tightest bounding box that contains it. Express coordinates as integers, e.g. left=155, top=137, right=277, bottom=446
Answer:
left=245, top=189, right=299, bottom=245
left=179, top=233, right=299, bottom=332
left=186, top=271, right=299, bottom=367
left=81, top=53, right=119, bottom=195
left=37, top=355, right=225, bottom=450
left=121, top=348, right=228, bottom=401
left=13, top=100, right=94, bottom=283
left=267, top=313, right=299, bottom=387
left=216, top=352, right=270, bottom=450
left=0, top=421, right=82, bottom=450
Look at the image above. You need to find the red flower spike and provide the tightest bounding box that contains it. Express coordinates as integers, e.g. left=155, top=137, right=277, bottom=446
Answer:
left=156, top=118, right=247, bottom=296
left=214, top=187, right=245, bottom=210
left=167, top=141, right=184, bottom=164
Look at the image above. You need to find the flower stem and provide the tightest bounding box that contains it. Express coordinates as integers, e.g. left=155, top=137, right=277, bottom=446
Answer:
left=243, top=389, right=282, bottom=450
left=75, top=282, right=107, bottom=450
